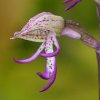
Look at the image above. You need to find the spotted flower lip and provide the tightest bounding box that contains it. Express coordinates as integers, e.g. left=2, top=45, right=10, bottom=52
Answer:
left=64, top=0, right=81, bottom=10
left=11, top=12, right=83, bottom=92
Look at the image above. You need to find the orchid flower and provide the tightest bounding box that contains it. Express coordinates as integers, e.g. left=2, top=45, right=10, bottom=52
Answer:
left=11, top=12, right=98, bottom=92
left=64, top=0, right=81, bottom=10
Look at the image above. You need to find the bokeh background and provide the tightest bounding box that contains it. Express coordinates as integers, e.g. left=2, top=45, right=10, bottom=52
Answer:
left=0, top=0, right=99, bottom=100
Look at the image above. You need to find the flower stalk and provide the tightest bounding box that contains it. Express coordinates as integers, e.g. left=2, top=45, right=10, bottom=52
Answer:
left=95, top=0, right=100, bottom=99
left=64, top=20, right=99, bottom=49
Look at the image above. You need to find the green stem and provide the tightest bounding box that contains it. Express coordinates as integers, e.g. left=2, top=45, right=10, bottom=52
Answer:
left=95, top=1, right=100, bottom=100
left=96, top=52, right=100, bottom=100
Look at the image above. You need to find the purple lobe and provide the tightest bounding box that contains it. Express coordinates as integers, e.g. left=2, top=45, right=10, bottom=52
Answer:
left=40, top=59, right=57, bottom=92
left=64, top=0, right=81, bottom=11
left=13, top=42, right=45, bottom=64
left=37, top=72, right=50, bottom=80
left=40, top=48, right=60, bottom=58
left=64, top=0, right=71, bottom=3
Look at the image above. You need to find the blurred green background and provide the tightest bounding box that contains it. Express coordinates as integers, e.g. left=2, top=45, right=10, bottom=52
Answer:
left=0, top=0, right=99, bottom=100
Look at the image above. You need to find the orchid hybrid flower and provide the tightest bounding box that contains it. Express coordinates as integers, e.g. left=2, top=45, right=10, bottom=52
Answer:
left=64, top=0, right=81, bottom=10
left=11, top=12, right=98, bottom=92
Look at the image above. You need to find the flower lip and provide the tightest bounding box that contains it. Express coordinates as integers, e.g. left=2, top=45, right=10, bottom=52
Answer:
left=40, top=59, right=57, bottom=92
